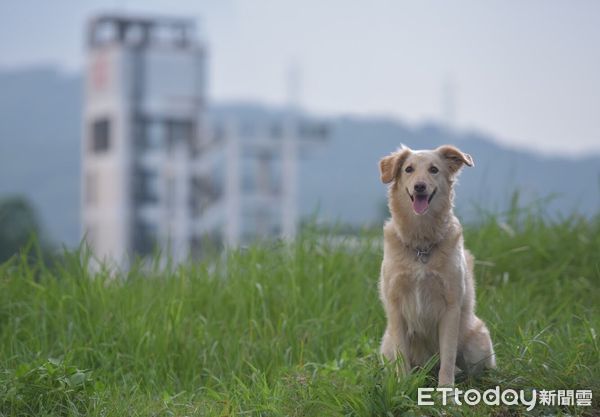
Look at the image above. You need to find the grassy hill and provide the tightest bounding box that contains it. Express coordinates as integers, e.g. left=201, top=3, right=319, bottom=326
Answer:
left=0, top=210, right=598, bottom=416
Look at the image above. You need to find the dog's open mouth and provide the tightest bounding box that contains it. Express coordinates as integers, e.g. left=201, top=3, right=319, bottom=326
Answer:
left=406, top=188, right=437, bottom=215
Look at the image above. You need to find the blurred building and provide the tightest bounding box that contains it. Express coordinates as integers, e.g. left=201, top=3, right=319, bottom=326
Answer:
left=82, top=14, right=208, bottom=266
left=217, top=115, right=328, bottom=247
left=82, top=14, right=328, bottom=266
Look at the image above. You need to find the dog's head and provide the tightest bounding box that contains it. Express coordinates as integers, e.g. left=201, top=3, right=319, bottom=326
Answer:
left=379, top=145, right=474, bottom=216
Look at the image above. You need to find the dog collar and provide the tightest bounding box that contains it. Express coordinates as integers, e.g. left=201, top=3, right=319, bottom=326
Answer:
left=415, top=245, right=433, bottom=264
left=393, top=225, right=438, bottom=264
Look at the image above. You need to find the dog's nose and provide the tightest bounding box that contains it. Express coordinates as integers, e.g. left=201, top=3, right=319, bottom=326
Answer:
left=414, top=182, right=427, bottom=193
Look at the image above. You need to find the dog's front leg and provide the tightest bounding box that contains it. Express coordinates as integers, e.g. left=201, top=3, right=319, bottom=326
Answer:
left=381, top=311, right=411, bottom=375
left=437, top=305, right=460, bottom=386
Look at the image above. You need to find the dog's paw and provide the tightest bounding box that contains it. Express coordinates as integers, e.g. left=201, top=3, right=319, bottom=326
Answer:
left=437, top=371, right=455, bottom=387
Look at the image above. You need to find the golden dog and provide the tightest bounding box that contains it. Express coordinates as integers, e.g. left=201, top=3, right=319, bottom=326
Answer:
left=378, top=145, right=495, bottom=386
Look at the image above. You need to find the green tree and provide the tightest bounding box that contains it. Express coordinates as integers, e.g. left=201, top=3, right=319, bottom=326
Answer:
left=0, top=196, right=46, bottom=263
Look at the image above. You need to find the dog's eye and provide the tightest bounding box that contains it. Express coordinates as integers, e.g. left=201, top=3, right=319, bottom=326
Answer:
left=429, top=166, right=439, bottom=174
left=405, top=166, right=414, bottom=173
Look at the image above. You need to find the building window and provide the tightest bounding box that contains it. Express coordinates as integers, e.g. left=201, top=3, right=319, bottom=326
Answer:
left=133, top=220, right=158, bottom=256
left=134, top=168, right=160, bottom=204
left=167, top=120, right=193, bottom=152
left=147, top=120, right=165, bottom=150
left=91, top=118, right=111, bottom=152
left=135, top=119, right=165, bottom=152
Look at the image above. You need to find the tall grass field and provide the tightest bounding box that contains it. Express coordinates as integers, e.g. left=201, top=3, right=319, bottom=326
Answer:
left=0, top=212, right=598, bottom=416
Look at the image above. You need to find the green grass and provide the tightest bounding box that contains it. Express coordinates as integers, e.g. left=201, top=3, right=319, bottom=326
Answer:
left=0, top=213, right=598, bottom=416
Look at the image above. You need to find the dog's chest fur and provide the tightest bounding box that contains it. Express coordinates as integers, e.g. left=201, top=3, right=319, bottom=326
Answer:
left=381, top=222, right=461, bottom=345
left=396, top=263, right=446, bottom=338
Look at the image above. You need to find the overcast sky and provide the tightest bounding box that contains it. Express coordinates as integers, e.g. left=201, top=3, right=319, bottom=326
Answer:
left=1, top=0, right=599, bottom=156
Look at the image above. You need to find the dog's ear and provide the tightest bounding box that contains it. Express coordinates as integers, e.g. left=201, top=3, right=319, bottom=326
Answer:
left=379, top=148, right=411, bottom=184
left=436, top=145, right=474, bottom=173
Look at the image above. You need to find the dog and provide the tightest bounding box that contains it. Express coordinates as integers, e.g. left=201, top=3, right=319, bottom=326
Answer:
left=378, top=144, right=495, bottom=387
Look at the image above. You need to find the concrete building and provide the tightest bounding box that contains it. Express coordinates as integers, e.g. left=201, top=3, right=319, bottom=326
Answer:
left=218, top=114, right=328, bottom=247
left=82, top=14, right=328, bottom=266
left=82, top=14, right=212, bottom=266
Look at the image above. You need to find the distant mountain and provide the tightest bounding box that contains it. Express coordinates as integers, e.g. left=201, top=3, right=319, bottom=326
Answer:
left=1, top=67, right=598, bottom=246
left=209, top=104, right=600, bottom=228
left=0, top=67, right=81, bottom=246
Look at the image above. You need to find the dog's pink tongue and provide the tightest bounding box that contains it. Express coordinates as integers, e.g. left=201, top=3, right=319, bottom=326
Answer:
left=413, top=195, right=429, bottom=214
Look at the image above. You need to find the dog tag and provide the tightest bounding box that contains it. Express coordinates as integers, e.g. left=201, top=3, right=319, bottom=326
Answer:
left=416, top=248, right=430, bottom=264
